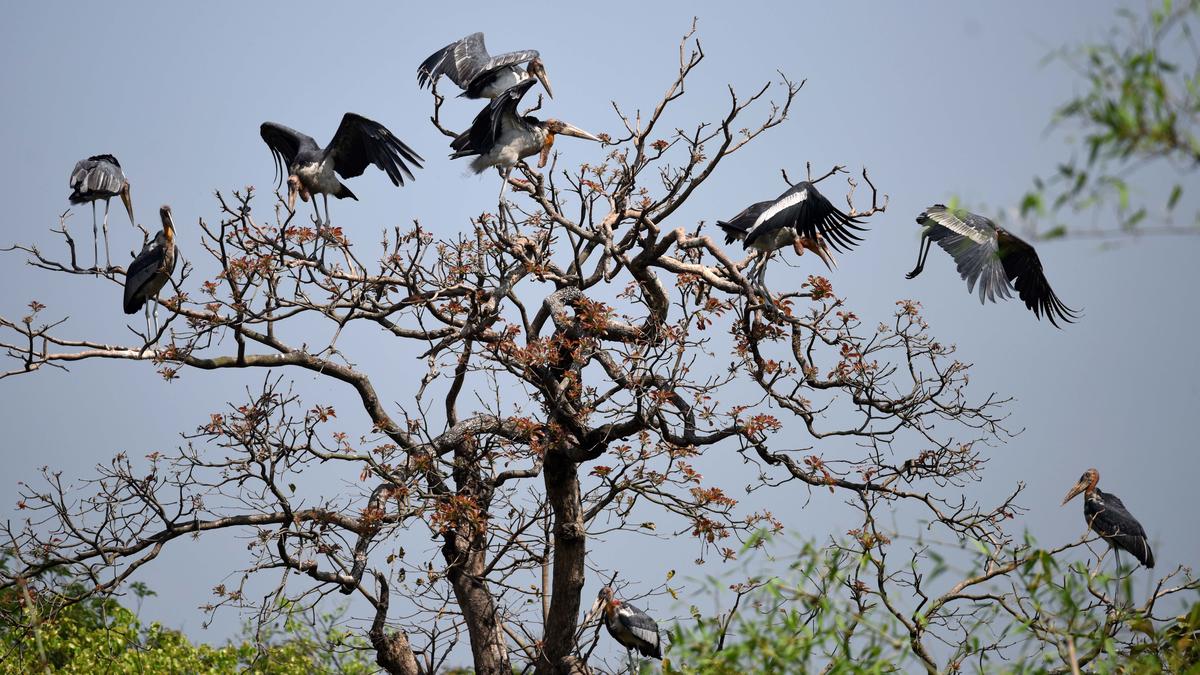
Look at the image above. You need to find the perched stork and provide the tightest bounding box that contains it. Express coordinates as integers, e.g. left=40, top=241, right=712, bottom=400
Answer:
left=450, top=79, right=600, bottom=199
left=260, top=113, right=422, bottom=225
left=906, top=205, right=1079, bottom=327
left=124, top=205, right=178, bottom=337
left=1062, top=468, right=1154, bottom=569
left=717, top=181, right=866, bottom=287
left=586, top=586, right=662, bottom=669
left=417, top=32, right=553, bottom=100
left=69, top=154, right=135, bottom=271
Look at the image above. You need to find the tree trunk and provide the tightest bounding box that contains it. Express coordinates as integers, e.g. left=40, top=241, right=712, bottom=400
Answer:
left=536, top=447, right=587, bottom=674
left=444, top=528, right=512, bottom=674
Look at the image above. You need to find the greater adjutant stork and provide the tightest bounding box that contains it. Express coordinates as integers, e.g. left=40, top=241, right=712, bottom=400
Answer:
left=259, top=113, right=422, bottom=225
left=450, top=79, right=600, bottom=198
left=906, top=205, right=1079, bottom=327
left=69, top=154, right=135, bottom=271
left=1062, top=468, right=1154, bottom=569
left=586, top=586, right=662, bottom=669
left=417, top=32, right=553, bottom=100
left=717, top=181, right=866, bottom=287
left=124, top=205, right=178, bottom=338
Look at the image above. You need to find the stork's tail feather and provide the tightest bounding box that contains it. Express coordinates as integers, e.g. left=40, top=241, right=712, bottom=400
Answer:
left=716, top=221, right=742, bottom=246
left=337, top=183, right=358, bottom=201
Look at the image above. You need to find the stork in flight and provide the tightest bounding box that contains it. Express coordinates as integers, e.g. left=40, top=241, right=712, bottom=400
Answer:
left=906, top=205, right=1079, bottom=327
left=1062, top=467, right=1154, bottom=570
left=450, top=79, right=600, bottom=199
left=260, top=113, right=422, bottom=226
left=717, top=180, right=867, bottom=288
left=69, top=154, right=135, bottom=272
left=124, top=205, right=178, bottom=338
left=418, top=32, right=553, bottom=100
left=586, top=586, right=662, bottom=672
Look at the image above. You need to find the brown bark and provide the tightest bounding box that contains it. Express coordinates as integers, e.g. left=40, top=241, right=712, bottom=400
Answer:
left=535, top=447, right=587, bottom=675
left=370, top=573, right=421, bottom=675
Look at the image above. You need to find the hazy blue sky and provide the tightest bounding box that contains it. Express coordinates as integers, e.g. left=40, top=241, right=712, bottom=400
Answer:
left=1, top=0, right=1196, bottom=663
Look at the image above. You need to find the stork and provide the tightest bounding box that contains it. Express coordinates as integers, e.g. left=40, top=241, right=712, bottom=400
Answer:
left=69, top=154, right=135, bottom=272
left=1062, top=468, right=1154, bottom=570
left=906, top=205, right=1080, bottom=327
left=259, top=113, right=422, bottom=226
left=417, top=32, right=553, bottom=99
left=449, top=79, right=600, bottom=200
left=717, top=181, right=866, bottom=288
left=585, top=586, right=662, bottom=672
left=124, top=205, right=178, bottom=338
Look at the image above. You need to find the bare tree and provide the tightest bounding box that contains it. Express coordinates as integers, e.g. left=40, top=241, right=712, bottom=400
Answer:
left=3, top=24, right=1174, bottom=675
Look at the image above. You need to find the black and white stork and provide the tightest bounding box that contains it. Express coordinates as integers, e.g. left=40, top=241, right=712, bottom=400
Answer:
left=417, top=32, right=553, bottom=100
left=124, top=205, right=178, bottom=338
left=906, top=205, right=1079, bottom=327
left=1061, top=468, right=1154, bottom=569
left=717, top=181, right=866, bottom=287
left=586, top=586, right=662, bottom=669
left=450, top=79, right=600, bottom=198
left=259, top=113, right=422, bottom=225
left=69, top=154, right=135, bottom=271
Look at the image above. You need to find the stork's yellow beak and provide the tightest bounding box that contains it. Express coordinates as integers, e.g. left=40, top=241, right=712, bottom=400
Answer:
left=1061, top=481, right=1086, bottom=506
left=120, top=183, right=135, bottom=227
left=286, top=175, right=301, bottom=212
left=532, top=62, right=554, bottom=99
left=557, top=123, right=601, bottom=143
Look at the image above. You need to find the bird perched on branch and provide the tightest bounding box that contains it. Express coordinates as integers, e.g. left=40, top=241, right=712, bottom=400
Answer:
left=124, top=205, right=178, bottom=338
left=1061, top=467, right=1154, bottom=569
left=906, top=205, right=1079, bottom=327
left=718, top=181, right=866, bottom=287
left=586, top=585, right=662, bottom=668
left=450, top=79, right=601, bottom=199
left=260, top=113, right=422, bottom=226
left=69, top=154, right=135, bottom=272
left=418, top=32, right=553, bottom=100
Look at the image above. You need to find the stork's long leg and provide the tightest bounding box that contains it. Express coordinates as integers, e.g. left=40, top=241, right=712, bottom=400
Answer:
left=322, top=193, right=331, bottom=227
left=102, top=198, right=112, bottom=270
left=627, top=648, right=635, bottom=675
left=152, top=298, right=161, bottom=336
left=92, top=201, right=99, bottom=275
left=905, top=235, right=933, bottom=279
left=143, top=303, right=152, bottom=339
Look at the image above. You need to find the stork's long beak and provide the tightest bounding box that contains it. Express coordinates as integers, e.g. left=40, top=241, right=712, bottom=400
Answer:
left=583, top=597, right=603, bottom=626
left=120, top=183, right=135, bottom=227
left=533, top=63, right=554, bottom=99
left=1061, top=481, right=1086, bottom=506
left=160, top=205, right=175, bottom=242
left=286, top=175, right=300, bottom=213
left=794, top=236, right=838, bottom=271
left=557, top=123, right=601, bottom=143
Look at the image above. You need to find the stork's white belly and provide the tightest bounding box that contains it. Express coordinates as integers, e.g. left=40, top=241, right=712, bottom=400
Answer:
left=294, top=160, right=341, bottom=195
left=749, top=226, right=797, bottom=253
left=477, top=125, right=545, bottom=171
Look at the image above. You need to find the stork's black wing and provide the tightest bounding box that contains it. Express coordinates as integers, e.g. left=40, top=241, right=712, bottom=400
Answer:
left=69, top=155, right=126, bottom=202
left=123, top=236, right=170, bottom=314
left=325, top=113, right=423, bottom=187
left=450, top=79, right=536, bottom=158
left=716, top=200, right=773, bottom=244
left=916, top=205, right=1013, bottom=305
left=615, top=603, right=662, bottom=658
left=260, top=123, right=320, bottom=190
left=417, top=32, right=489, bottom=89
left=1087, top=490, right=1154, bottom=568
left=996, top=230, right=1080, bottom=328
left=744, top=182, right=866, bottom=253
left=464, top=48, right=540, bottom=90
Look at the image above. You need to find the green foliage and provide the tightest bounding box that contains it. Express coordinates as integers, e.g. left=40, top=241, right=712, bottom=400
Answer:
left=663, top=535, right=1200, bottom=674
left=0, top=583, right=377, bottom=674
left=1024, top=0, right=1200, bottom=238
